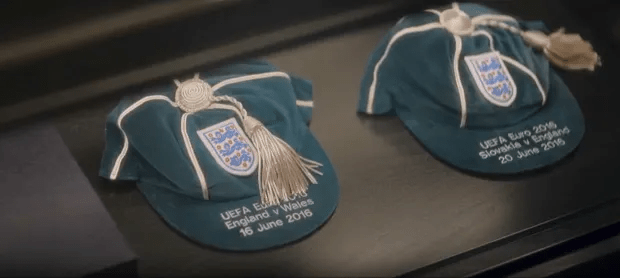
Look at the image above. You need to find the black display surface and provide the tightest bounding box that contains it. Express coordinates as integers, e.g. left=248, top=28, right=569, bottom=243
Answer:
left=0, top=123, right=137, bottom=277
left=6, top=0, right=617, bottom=277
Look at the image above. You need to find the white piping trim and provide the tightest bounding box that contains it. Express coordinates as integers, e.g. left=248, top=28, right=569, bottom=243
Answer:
left=109, top=95, right=176, bottom=180
left=499, top=54, right=547, bottom=105
left=207, top=103, right=245, bottom=119
left=453, top=35, right=467, bottom=128
left=425, top=9, right=441, bottom=16
left=295, top=100, right=313, bottom=107
left=212, top=71, right=290, bottom=92
left=181, top=113, right=209, bottom=199
left=472, top=14, right=518, bottom=25
left=366, top=22, right=443, bottom=114
left=471, top=30, right=495, bottom=51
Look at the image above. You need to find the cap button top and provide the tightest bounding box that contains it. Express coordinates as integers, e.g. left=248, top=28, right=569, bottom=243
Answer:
left=175, top=74, right=213, bottom=113
left=439, top=7, right=474, bottom=36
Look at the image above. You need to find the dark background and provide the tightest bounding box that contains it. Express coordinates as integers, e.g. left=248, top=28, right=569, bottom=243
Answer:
left=1, top=0, right=619, bottom=277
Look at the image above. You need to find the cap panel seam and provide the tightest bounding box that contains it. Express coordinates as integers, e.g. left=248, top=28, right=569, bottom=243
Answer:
left=366, top=22, right=443, bottom=114
left=470, top=30, right=495, bottom=51
left=109, top=95, right=177, bottom=180
left=425, top=9, right=441, bottom=16
left=499, top=54, right=547, bottom=104
left=452, top=35, right=468, bottom=127
left=211, top=71, right=290, bottom=92
left=181, top=112, right=209, bottom=200
left=472, top=14, right=518, bottom=25
left=295, top=100, right=313, bottom=107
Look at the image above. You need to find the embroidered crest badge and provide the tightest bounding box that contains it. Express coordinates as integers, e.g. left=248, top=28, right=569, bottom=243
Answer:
left=197, top=118, right=258, bottom=176
left=465, top=51, right=517, bottom=107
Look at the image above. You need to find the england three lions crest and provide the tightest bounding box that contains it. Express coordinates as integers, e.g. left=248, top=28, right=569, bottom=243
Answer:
left=465, top=51, right=517, bottom=107
left=197, top=118, right=258, bottom=176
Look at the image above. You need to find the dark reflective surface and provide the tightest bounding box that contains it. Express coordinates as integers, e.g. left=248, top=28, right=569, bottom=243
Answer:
left=0, top=0, right=400, bottom=110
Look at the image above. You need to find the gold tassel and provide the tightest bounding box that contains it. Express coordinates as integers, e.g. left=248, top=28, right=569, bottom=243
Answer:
left=522, top=28, right=601, bottom=71
left=243, top=116, right=323, bottom=206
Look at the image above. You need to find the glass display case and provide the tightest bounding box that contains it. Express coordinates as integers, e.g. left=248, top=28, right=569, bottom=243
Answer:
left=1, top=0, right=619, bottom=277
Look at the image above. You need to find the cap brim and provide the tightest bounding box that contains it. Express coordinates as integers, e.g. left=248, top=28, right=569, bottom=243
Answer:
left=398, top=71, right=585, bottom=174
left=136, top=130, right=339, bottom=251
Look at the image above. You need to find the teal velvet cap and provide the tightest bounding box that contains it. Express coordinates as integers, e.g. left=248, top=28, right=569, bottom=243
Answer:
left=99, top=60, right=339, bottom=251
left=358, top=3, right=585, bottom=174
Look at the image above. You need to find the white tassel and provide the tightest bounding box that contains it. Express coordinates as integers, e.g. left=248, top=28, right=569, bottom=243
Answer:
left=243, top=116, right=323, bottom=206
left=520, top=27, right=600, bottom=71
left=477, top=20, right=601, bottom=71
left=209, top=94, right=323, bottom=206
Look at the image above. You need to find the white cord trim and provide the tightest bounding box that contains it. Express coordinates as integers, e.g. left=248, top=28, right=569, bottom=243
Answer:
left=295, top=100, right=313, bottom=107
left=207, top=103, right=245, bottom=119
left=425, top=9, right=441, bottom=16
left=109, top=95, right=177, bottom=180
left=472, top=14, right=518, bottom=25
left=499, top=54, right=547, bottom=105
left=212, top=71, right=290, bottom=92
left=366, top=22, right=443, bottom=114
left=181, top=113, right=209, bottom=199
left=452, top=35, right=467, bottom=128
left=471, top=30, right=495, bottom=51
left=395, top=16, right=407, bottom=26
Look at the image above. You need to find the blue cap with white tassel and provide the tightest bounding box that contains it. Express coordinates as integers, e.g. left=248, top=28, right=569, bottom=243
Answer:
left=99, top=60, right=339, bottom=251
left=358, top=2, right=598, bottom=174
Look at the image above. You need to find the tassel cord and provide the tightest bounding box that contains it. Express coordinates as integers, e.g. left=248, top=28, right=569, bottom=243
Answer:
left=209, top=94, right=323, bottom=206
left=475, top=19, right=600, bottom=71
